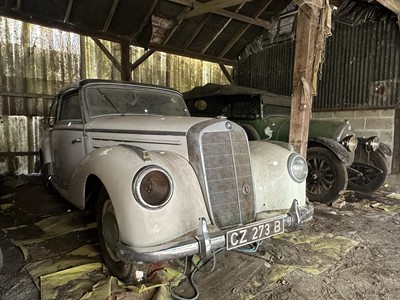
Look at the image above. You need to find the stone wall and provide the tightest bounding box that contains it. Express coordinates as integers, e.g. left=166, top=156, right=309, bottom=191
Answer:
left=313, top=109, right=395, bottom=171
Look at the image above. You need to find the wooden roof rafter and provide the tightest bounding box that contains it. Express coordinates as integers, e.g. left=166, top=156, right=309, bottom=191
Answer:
left=177, top=0, right=253, bottom=20
left=64, top=0, right=74, bottom=23
left=103, top=0, right=120, bottom=32
left=132, top=0, right=159, bottom=40
left=183, top=13, right=211, bottom=50
left=201, top=2, right=246, bottom=54
left=169, top=0, right=271, bottom=29
left=218, top=0, right=273, bottom=57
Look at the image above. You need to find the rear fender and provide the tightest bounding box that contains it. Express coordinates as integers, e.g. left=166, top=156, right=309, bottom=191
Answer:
left=308, top=137, right=352, bottom=165
left=68, top=144, right=209, bottom=248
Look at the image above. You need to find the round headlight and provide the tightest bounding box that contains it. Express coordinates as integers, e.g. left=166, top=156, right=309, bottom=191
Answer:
left=341, top=135, right=358, bottom=152
left=133, top=166, right=173, bottom=209
left=365, top=136, right=380, bottom=152
left=288, top=153, right=308, bottom=183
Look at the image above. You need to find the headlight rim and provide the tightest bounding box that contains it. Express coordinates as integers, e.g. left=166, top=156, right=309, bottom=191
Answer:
left=341, top=134, right=358, bottom=152
left=365, top=136, right=380, bottom=152
left=133, top=165, right=174, bottom=209
left=288, top=153, right=308, bottom=183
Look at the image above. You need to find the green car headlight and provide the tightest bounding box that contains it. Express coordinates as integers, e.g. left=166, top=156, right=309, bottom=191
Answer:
left=288, top=153, right=308, bottom=183
left=365, top=136, right=380, bottom=152
left=133, top=166, right=173, bottom=209
left=341, top=135, right=358, bottom=152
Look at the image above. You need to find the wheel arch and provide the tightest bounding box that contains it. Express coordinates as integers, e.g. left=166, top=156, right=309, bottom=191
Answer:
left=308, top=137, right=351, bottom=165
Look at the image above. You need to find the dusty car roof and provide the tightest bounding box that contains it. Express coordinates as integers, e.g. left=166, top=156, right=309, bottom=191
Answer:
left=183, top=83, right=291, bottom=106
left=57, top=79, right=181, bottom=96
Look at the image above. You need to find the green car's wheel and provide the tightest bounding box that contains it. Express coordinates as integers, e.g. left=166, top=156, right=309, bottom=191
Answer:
left=347, top=151, right=387, bottom=193
left=306, top=147, right=348, bottom=204
left=97, top=187, right=151, bottom=283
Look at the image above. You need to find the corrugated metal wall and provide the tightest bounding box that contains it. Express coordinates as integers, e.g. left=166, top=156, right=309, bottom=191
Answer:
left=316, top=20, right=400, bottom=110
left=0, top=17, right=231, bottom=175
left=234, top=18, right=400, bottom=110
left=235, top=40, right=295, bottom=95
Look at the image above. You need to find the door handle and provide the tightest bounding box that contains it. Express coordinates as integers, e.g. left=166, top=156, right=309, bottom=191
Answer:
left=72, top=138, right=82, bottom=144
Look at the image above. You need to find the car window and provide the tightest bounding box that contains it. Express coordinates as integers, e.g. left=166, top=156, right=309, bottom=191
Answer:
left=59, top=94, right=81, bottom=121
left=230, top=101, right=260, bottom=118
left=84, top=85, right=189, bottom=118
left=262, top=104, right=291, bottom=116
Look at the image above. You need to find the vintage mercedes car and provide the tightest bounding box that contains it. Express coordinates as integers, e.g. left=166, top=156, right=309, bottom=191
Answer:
left=184, top=83, right=391, bottom=204
left=40, top=79, right=313, bottom=283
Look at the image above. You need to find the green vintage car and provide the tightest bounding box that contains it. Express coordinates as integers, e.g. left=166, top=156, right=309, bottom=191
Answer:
left=184, top=83, right=391, bottom=204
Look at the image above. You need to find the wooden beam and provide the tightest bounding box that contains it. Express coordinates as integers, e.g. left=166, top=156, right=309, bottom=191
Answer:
left=183, top=14, right=211, bottom=49
left=16, top=0, right=21, bottom=10
left=170, top=0, right=270, bottom=29
left=120, top=40, right=131, bottom=81
left=289, top=2, right=321, bottom=157
left=177, top=0, right=252, bottom=20
left=147, top=43, right=234, bottom=65
left=201, top=3, right=244, bottom=54
left=91, top=37, right=122, bottom=72
left=219, top=64, right=232, bottom=83
left=103, top=0, right=119, bottom=32
left=218, top=0, right=272, bottom=57
left=64, top=0, right=74, bottom=23
left=132, top=0, right=158, bottom=39
left=131, top=49, right=155, bottom=71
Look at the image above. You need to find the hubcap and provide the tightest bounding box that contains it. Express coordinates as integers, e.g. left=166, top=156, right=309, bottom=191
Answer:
left=102, top=200, right=120, bottom=262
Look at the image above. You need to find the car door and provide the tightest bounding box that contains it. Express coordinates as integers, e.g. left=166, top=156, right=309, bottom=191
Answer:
left=50, top=91, right=86, bottom=188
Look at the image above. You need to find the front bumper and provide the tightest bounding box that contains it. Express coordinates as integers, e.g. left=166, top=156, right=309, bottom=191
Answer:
left=118, top=200, right=314, bottom=263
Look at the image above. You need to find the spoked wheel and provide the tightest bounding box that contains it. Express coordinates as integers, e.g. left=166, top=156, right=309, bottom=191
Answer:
left=347, top=151, right=388, bottom=193
left=306, top=147, right=348, bottom=204
left=97, top=187, right=151, bottom=283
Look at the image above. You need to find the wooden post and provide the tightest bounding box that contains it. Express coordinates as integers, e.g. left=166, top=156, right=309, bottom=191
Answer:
left=120, top=40, right=131, bottom=81
left=289, top=2, right=321, bottom=157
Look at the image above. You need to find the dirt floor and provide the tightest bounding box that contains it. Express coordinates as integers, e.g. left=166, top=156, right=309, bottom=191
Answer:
left=1, top=175, right=400, bottom=300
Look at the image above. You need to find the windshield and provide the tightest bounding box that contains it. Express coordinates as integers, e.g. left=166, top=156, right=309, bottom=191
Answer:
left=84, top=84, right=189, bottom=118
left=262, top=104, right=291, bottom=117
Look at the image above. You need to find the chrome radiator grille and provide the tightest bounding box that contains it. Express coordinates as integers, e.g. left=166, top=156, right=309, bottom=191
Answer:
left=202, top=131, right=255, bottom=228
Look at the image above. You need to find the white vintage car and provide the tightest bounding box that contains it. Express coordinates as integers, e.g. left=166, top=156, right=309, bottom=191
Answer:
left=40, top=79, right=313, bottom=282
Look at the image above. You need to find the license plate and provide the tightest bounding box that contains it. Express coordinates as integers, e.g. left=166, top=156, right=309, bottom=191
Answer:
left=226, top=217, right=285, bottom=250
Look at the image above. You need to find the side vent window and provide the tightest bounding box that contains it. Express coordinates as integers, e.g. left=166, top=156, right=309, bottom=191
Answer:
left=59, top=94, right=81, bottom=121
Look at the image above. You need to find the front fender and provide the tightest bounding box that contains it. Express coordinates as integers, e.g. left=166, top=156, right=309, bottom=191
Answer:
left=308, top=137, right=352, bottom=165
left=249, top=141, right=307, bottom=212
left=68, top=145, right=209, bottom=248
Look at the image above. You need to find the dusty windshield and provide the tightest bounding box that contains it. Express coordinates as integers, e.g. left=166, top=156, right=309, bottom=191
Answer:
left=84, top=84, right=189, bottom=118
left=262, top=104, right=291, bottom=117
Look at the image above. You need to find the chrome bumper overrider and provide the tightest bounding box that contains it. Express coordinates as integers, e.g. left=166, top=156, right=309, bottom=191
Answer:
left=118, top=200, right=314, bottom=263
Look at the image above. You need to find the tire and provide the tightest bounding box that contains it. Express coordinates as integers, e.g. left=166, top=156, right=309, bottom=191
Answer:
left=306, top=147, right=348, bottom=204
left=97, top=187, right=151, bottom=283
left=347, top=151, right=388, bottom=193
left=40, top=153, right=55, bottom=193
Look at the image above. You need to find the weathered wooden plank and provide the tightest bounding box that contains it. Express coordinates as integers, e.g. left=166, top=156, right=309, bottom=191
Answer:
left=289, top=2, right=321, bottom=157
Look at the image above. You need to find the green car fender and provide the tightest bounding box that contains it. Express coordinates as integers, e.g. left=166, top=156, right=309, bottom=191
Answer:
left=308, top=137, right=352, bottom=165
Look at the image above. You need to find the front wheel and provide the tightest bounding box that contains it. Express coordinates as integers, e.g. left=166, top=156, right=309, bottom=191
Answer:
left=97, top=187, right=151, bottom=283
left=347, top=151, right=388, bottom=193
left=306, top=147, right=348, bottom=204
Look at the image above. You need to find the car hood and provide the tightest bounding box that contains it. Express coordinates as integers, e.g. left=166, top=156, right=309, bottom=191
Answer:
left=86, top=114, right=211, bottom=135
